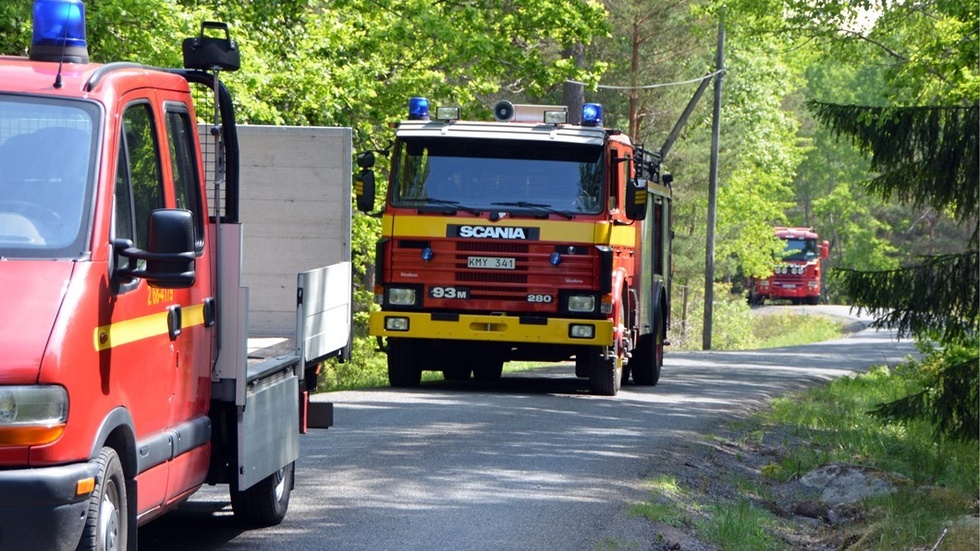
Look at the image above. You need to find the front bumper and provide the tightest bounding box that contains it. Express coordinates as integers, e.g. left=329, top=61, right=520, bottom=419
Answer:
left=0, top=460, right=100, bottom=550
left=369, top=311, right=613, bottom=346
left=762, top=283, right=819, bottom=299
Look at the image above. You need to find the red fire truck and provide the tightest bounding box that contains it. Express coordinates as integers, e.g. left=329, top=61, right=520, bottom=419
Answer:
left=747, top=226, right=830, bottom=305
left=0, top=2, right=351, bottom=549
left=356, top=98, right=673, bottom=396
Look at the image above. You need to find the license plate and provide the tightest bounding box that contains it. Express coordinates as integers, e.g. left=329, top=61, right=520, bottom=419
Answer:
left=467, top=256, right=515, bottom=270
left=782, top=284, right=796, bottom=289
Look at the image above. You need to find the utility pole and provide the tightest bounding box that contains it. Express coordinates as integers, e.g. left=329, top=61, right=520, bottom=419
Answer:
left=702, top=10, right=725, bottom=350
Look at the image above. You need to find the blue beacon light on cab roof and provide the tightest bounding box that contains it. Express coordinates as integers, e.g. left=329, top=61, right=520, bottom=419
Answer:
left=30, top=0, right=89, bottom=64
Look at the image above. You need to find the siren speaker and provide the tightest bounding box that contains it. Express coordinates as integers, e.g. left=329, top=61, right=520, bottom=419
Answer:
left=493, top=100, right=515, bottom=121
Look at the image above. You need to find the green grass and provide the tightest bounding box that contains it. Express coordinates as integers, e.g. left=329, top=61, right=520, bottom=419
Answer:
left=635, top=362, right=980, bottom=551
left=752, top=312, right=844, bottom=348
left=697, top=500, right=785, bottom=551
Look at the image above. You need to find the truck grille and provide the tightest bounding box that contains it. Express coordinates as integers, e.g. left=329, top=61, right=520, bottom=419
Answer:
left=456, top=242, right=529, bottom=254
left=390, top=238, right=594, bottom=305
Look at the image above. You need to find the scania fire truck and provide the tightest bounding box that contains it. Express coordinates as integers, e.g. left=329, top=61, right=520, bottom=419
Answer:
left=356, top=97, right=673, bottom=396
left=0, top=2, right=352, bottom=549
left=747, top=226, right=829, bottom=305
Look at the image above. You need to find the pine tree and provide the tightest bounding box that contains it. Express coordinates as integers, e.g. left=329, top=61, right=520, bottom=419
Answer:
left=810, top=101, right=979, bottom=441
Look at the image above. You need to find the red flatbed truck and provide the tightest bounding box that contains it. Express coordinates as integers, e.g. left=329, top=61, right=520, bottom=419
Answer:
left=0, top=2, right=351, bottom=549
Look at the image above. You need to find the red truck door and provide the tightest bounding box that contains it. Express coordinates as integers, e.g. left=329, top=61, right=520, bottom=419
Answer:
left=158, top=97, right=213, bottom=504
left=108, top=94, right=175, bottom=513
left=107, top=89, right=212, bottom=514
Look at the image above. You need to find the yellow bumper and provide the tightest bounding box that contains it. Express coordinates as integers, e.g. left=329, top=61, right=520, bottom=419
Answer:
left=369, top=311, right=613, bottom=346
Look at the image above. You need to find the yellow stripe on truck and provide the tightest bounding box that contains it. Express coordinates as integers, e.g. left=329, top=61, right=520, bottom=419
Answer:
left=369, top=311, right=613, bottom=346
left=94, top=303, right=207, bottom=351
left=381, top=214, right=635, bottom=247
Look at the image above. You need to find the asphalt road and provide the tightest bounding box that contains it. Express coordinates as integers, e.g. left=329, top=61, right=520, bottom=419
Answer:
left=140, top=314, right=914, bottom=551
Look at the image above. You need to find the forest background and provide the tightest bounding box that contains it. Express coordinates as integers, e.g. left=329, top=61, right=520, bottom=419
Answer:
left=2, top=0, right=975, bottom=362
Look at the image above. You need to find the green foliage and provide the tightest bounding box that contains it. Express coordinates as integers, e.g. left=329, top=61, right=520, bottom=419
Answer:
left=697, top=500, right=782, bottom=551
left=668, top=282, right=843, bottom=351
left=636, top=365, right=978, bottom=550
left=832, top=252, right=980, bottom=343
left=629, top=501, right=688, bottom=528
left=808, top=103, right=979, bottom=222
left=870, top=341, right=980, bottom=443
left=767, top=366, right=979, bottom=490
left=789, top=0, right=979, bottom=446
left=749, top=312, right=842, bottom=348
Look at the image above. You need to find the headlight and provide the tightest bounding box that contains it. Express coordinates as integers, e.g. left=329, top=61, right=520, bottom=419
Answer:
left=569, top=324, right=595, bottom=339
left=387, top=287, right=417, bottom=306
left=0, top=386, right=68, bottom=446
left=385, top=317, right=410, bottom=331
left=567, top=295, right=596, bottom=313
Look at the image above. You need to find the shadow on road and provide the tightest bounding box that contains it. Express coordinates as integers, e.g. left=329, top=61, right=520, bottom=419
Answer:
left=137, top=327, right=917, bottom=551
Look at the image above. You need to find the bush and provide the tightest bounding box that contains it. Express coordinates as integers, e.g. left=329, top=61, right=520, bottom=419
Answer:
left=870, top=339, right=980, bottom=442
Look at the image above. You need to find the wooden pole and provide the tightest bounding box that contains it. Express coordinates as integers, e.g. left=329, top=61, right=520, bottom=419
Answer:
left=703, top=11, right=725, bottom=350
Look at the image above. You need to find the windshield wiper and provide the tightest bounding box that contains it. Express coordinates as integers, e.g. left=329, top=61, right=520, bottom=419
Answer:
left=490, top=201, right=574, bottom=220
left=415, top=198, right=482, bottom=216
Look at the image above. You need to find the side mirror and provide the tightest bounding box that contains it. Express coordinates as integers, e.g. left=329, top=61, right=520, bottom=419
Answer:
left=115, top=209, right=197, bottom=288
left=355, top=169, right=376, bottom=213
left=625, top=178, right=648, bottom=221
left=355, top=151, right=377, bottom=213
left=820, top=240, right=830, bottom=259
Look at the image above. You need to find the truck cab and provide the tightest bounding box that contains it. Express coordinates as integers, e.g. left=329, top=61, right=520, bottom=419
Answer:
left=0, top=2, right=351, bottom=549
left=748, top=226, right=830, bottom=305
left=357, top=98, right=672, bottom=396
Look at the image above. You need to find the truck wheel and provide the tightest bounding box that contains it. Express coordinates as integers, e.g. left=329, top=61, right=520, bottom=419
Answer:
left=582, top=346, right=620, bottom=396
left=387, top=339, right=422, bottom=387
left=78, top=447, right=128, bottom=551
left=230, top=461, right=294, bottom=527
left=442, top=367, right=472, bottom=380
left=473, top=359, right=503, bottom=381
left=630, top=333, right=662, bottom=386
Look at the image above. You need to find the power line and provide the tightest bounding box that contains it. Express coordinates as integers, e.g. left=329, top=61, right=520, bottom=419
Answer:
left=566, top=69, right=724, bottom=91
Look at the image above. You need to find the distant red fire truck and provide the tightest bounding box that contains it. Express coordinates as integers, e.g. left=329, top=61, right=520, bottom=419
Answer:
left=747, top=227, right=829, bottom=305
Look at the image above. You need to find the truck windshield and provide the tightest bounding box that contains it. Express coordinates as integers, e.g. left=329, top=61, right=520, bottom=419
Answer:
left=390, top=137, right=604, bottom=216
left=781, top=238, right=818, bottom=261
left=0, top=95, right=98, bottom=258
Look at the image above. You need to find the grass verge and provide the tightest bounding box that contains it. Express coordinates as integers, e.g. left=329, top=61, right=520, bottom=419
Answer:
left=629, top=363, right=979, bottom=551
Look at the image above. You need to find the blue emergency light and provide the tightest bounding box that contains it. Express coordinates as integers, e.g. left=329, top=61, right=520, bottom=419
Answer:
left=408, top=97, right=430, bottom=121
left=581, top=103, right=603, bottom=127
left=30, top=0, right=89, bottom=63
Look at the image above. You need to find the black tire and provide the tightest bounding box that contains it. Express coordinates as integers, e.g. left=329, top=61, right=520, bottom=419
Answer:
left=230, top=461, right=294, bottom=527
left=582, top=345, right=620, bottom=396
left=387, top=338, right=422, bottom=387
left=442, top=367, right=472, bottom=380
left=472, top=359, right=503, bottom=381
left=77, top=447, right=128, bottom=551
left=805, top=295, right=820, bottom=305
left=630, top=333, right=662, bottom=386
